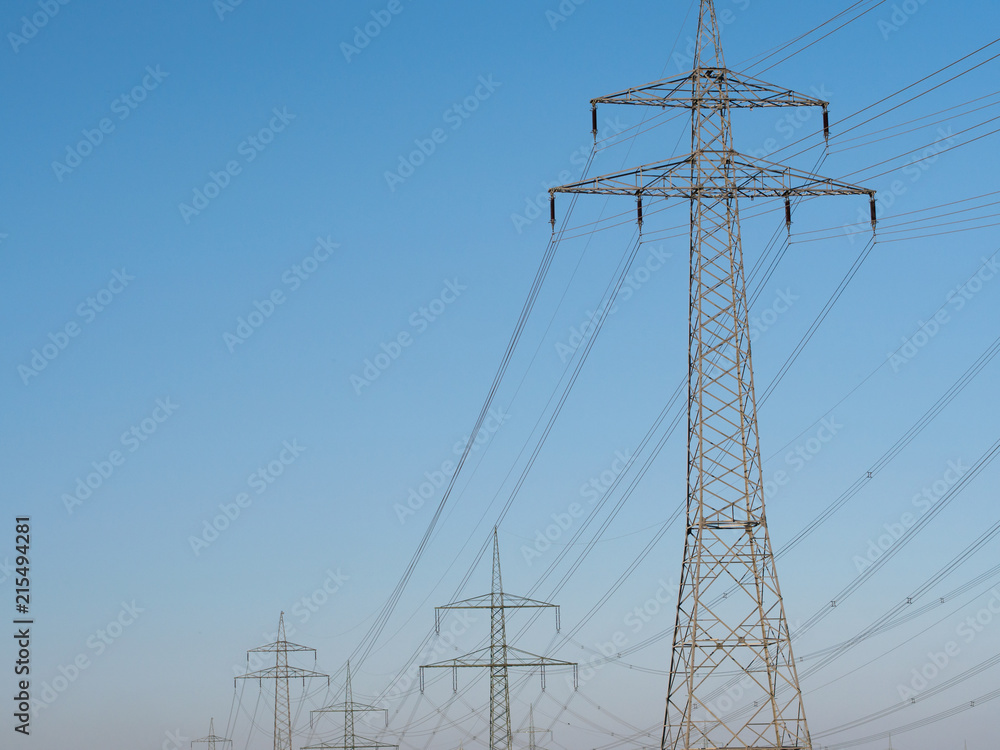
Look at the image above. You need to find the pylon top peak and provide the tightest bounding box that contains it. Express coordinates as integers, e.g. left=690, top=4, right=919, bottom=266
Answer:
left=492, top=528, right=504, bottom=595
left=696, top=0, right=726, bottom=69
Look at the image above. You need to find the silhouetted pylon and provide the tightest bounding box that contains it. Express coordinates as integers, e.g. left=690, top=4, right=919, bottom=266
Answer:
left=420, top=530, right=578, bottom=750
left=237, top=612, right=329, bottom=750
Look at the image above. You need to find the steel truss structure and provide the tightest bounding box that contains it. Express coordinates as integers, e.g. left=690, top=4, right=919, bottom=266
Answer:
left=549, top=3, right=875, bottom=749
left=420, top=530, right=578, bottom=750
left=237, top=612, right=329, bottom=750
left=305, top=662, right=398, bottom=750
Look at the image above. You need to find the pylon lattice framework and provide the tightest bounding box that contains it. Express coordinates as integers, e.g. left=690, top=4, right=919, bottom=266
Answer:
left=550, top=3, right=875, bottom=749
left=237, top=612, right=330, bottom=750
left=420, top=530, right=578, bottom=750
left=304, top=662, right=398, bottom=750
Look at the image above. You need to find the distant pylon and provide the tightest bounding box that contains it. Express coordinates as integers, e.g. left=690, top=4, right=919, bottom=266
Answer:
left=304, top=662, right=398, bottom=750
left=237, top=612, right=330, bottom=750
left=549, top=2, right=876, bottom=749
left=192, top=718, right=232, bottom=750
left=420, top=530, right=578, bottom=750
left=515, top=705, right=550, bottom=750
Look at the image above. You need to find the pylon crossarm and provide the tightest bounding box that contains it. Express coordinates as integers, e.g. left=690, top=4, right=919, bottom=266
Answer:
left=591, top=72, right=695, bottom=107
left=592, top=68, right=828, bottom=111
left=437, top=593, right=559, bottom=610
left=550, top=156, right=693, bottom=198
left=550, top=151, right=876, bottom=228
left=727, top=151, right=874, bottom=197
left=501, top=646, right=577, bottom=669
left=246, top=641, right=317, bottom=654
left=303, top=740, right=398, bottom=750
left=551, top=153, right=871, bottom=198
left=312, top=703, right=386, bottom=717
left=236, top=666, right=330, bottom=682
left=420, top=646, right=494, bottom=669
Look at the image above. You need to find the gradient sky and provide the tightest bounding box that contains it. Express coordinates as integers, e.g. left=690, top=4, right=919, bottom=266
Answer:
left=2, top=1, right=1000, bottom=749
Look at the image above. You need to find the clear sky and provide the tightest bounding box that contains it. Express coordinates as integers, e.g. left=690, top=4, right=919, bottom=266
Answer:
left=2, top=1, right=1000, bottom=749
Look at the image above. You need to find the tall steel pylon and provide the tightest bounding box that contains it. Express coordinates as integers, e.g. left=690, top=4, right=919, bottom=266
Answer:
left=304, top=662, right=398, bottom=750
left=549, top=2, right=876, bottom=749
left=237, top=612, right=330, bottom=750
left=192, top=718, right=232, bottom=750
left=420, top=530, right=578, bottom=750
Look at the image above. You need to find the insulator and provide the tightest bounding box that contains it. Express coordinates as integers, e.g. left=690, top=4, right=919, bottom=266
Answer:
left=870, top=195, right=878, bottom=228
left=549, top=195, right=556, bottom=228
left=591, top=105, right=598, bottom=138
left=637, top=193, right=643, bottom=227
left=822, top=107, right=830, bottom=142
left=784, top=196, right=792, bottom=230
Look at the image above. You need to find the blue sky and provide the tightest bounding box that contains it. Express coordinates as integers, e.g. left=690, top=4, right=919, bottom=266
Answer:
left=2, top=1, right=1000, bottom=748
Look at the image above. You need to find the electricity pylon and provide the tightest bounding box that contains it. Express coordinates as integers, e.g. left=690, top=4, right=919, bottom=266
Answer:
left=192, top=718, right=232, bottom=750
left=420, top=530, right=578, bottom=750
left=237, top=612, right=330, bottom=750
left=549, top=3, right=876, bottom=749
left=304, top=662, right=398, bottom=750
left=515, top=705, right=550, bottom=750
